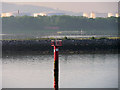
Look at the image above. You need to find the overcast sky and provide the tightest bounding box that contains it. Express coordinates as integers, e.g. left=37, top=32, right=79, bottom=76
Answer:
left=3, top=2, right=118, bottom=13
left=1, top=0, right=120, bottom=2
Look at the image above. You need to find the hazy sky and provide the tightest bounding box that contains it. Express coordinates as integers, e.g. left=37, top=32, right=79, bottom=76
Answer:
left=5, top=2, right=118, bottom=13
left=1, top=0, right=120, bottom=2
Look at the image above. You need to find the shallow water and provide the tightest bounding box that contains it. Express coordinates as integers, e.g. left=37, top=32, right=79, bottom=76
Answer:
left=2, top=54, right=118, bottom=88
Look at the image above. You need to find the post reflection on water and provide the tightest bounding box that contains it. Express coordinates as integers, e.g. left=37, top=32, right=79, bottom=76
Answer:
left=2, top=53, right=118, bottom=88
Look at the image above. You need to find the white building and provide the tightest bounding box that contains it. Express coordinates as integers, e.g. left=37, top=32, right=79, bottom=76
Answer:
left=83, top=13, right=89, bottom=18
left=1, top=13, right=13, bottom=17
left=90, top=12, right=96, bottom=18
left=115, top=13, right=119, bottom=17
left=33, top=13, right=47, bottom=17
left=108, top=13, right=114, bottom=17
left=33, top=12, right=64, bottom=17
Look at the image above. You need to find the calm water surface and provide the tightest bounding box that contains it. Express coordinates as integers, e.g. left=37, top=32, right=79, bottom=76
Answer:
left=2, top=54, right=118, bottom=88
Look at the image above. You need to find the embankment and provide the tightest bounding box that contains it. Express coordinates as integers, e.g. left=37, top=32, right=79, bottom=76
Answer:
left=2, top=39, right=119, bottom=54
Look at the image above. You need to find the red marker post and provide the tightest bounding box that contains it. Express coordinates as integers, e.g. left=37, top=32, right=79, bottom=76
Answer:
left=51, top=40, right=62, bottom=90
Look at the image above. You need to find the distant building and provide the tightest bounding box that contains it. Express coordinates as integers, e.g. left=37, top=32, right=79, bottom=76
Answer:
left=1, top=13, right=13, bottom=17
left=82, top=12, right=119, bottom=18
left=33, top=13, right=47, bottom=17
left=90, top=12, right=96, bottom=18
left=108, top=13, right=114, bottom=17
left=115, top=13, right=119, bottom=17
left=1, top=11, right=32, bottom=17
left=33, top=12, right=64, bottom=17
left=83, top=13, right=89, bottom=18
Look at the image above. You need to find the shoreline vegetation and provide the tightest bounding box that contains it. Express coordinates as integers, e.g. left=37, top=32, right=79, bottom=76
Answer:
left=2, top=37, right=119, bottom=54
left=2, top=16, right=118, bottom=35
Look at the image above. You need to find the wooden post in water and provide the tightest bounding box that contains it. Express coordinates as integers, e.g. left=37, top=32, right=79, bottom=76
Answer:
left=51, top=40, right=62, bottom=90
left=54, top=46, right=59, bottom=90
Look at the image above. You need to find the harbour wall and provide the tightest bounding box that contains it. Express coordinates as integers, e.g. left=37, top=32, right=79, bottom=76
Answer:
left=2, top=39, right=119, bottom=54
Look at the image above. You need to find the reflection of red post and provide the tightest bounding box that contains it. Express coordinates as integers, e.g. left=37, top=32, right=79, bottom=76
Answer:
left=51, top=40, right=62, bottom=90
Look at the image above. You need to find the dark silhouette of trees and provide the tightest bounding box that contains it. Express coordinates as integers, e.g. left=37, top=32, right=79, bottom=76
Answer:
left=2, top=15, right=118, bottom=34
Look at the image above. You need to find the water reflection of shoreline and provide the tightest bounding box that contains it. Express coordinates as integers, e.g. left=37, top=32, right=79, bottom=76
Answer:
left=61, top=54, right=107, bottom=65
left=2, top=53, right=118, bottom=88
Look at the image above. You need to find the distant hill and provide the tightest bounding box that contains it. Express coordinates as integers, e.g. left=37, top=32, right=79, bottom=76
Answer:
left=2, top=2, right=82, bottom=16
left=2, top=2, right=56, bottom=13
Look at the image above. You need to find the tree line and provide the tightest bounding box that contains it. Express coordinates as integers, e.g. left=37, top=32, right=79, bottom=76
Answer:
left=2, top=15, right=119, bottom=34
